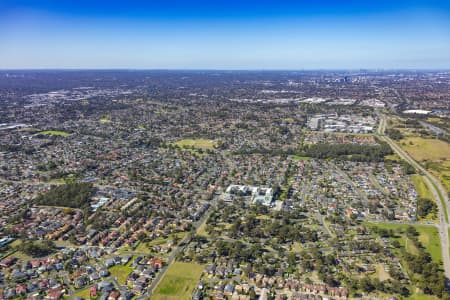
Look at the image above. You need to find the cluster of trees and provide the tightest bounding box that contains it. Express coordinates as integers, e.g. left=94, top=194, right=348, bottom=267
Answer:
left=400, top=160, right=416, bottom=175
left=35, top=181, right=94, bottom=211
left=298, top=142, right=393, bottom=162
left=131, top=136, right=164, bottom=148
left=88, top=211, right=115, bottom=231
left=372, top=225, right=447, bottom=298
left=386, top=128, right=404, bottom=140
left=36, top=160, right=58, bottom=171
left=384, top=159, right=416, bottom=175
left=296, top=248, right=341, bottom=287
left=356, top=277, right=410, bottom=297
left=371, top=227, right=396, bottom=238
left=21, top=240, right=56, bottom=257
left=232, top=146, right=297, bottom=156
left=402, top=228, right=447, bottom=298
left=348, top=240, right=382, bottom=253
left=416, top=197, right=437, bottom=219
left=215, top=240, right=263, bottom=262
left=404, top=250, right=446, bottom=297
left=228, top=214, right=318, bottom=243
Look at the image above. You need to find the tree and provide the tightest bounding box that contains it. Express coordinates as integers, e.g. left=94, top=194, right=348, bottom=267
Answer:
left=173, top=234, right=181, bottom=245
left=417, top=198, right=437, bottom=219
left=21, top=240, right=56, bottom=257
left=360, top=277, right=375, bottom=293
left=35, top=182, right=94, bottom=211
left=406, top=226, right=419, bottom=237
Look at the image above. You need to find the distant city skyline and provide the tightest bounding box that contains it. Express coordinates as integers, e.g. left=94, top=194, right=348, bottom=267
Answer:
left=1, top=0, right=450, bottom=69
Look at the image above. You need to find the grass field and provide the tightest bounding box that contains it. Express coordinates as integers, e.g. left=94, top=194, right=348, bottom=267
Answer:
left=73, top=287, right=92, bottom=299
left=400, top=137, right=450, bottom=162
left=385, top=153, right=402, bottom=161
left=10, top=251, right=33, bottom=261
left=375, top=264, right=391, bottom=281
left=411, top=174, right=433, bottom=200
left=34, top=130, right=69, bottom=137
left=427, top=117, right=450, bottom=131
left=150, top=232, right=188, bottom=246
left=108, top=265, right=133, bottom=285
left=135, top=232, right=188, bottom=253
left=410, top=174, right=438, bottom=222
left=152, top=262, right=204, bottom=300
left=99, top=114, right=111, bottom=123
left=196, top=222, right=209, bottom=237
left=426, top=160, right=450, bottom=193
left=291, top=155, right=311, bottom=161
left=399, top=136, right=450, bottom=202
left=291, top=242, right=303, bottom=252
left=363, top=223, right=442, bottom=299
left=365, top=222, right=442, bottom=265
left=407, top=293, right=439, bottom=300
left=4, top=240, right=34, bottom=261
left=173, top=139, right=217, bottom=150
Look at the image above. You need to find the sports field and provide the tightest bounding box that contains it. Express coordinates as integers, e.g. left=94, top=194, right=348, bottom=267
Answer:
left=152, top=262, right=204, bottom=300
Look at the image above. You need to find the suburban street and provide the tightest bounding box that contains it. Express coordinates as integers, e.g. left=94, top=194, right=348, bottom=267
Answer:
left=137, top=196, right=218, bottom=299
left=377, top=115, right=450, bottom=283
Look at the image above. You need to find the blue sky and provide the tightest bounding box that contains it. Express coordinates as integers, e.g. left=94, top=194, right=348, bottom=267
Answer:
left=1, top=0, right=449, bottom=69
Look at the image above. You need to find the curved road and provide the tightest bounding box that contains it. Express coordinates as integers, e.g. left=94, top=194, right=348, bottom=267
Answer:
left=377, top=115, right=450, bottom=283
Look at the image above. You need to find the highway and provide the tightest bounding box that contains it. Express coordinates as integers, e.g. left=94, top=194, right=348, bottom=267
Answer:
left=419, top=120, right=448, bottom=137
left=376, top=115, right=450, bottom=284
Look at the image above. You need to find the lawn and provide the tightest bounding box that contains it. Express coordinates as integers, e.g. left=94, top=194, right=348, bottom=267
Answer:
left=73, top=286, right=92, bottom=299
left=426, top=160, right=450, bottom=194
left=173, top=139, right=217, bottom=150
left=407, top=294, right=439, bottom=300
left=384, top=153, right=402, bottom=161
left=291, top=242, right=303, bottom=252
left=34, top=130, right=69, bottom=137
left=134, top=241, right=153, bottom=253
left=417, top=226, right=442, bottom=264
left=400, top=136, right=450, bottom=208
left=196, top=222, right=209, bottom=237
left=365, top=223, right=443, bottom=299
left=108, top=265, right=133, bottom=285
left=410, top=174, right=438, bottom=222
left=150, top=232, right=188, bottom=246
left=411, top=174, right=433, bottom=200
left=152, top=262, right=204, bottom=300
left=427, top=117, right=450, bottom=131
left=291, top=155, right=311, bottom=161
left=7, top=250, right=32, bottom=261
left=375, top=264, right=391, bottom=281
left=135, top=232, right=188, bottom=253
left=365, top=222, right=442, bottom=265
left=4, top=239, right=33, bottom=261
